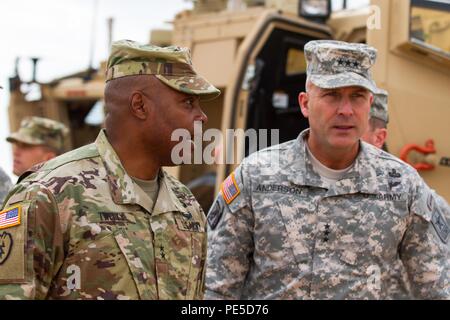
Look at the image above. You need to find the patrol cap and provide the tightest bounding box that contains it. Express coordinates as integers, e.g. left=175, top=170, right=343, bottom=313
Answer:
left=305, top=40, right=378, bottom=93
left=370, top=88, right=388, bottom=123
left=6, top=116, right=69, bottom=153
left=106, top=39, right=221, bottom=99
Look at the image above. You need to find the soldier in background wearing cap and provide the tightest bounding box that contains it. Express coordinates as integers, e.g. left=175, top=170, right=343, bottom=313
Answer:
left=205, top=40, right=449, bottom=299
left=361, top=88, right=388, bottom=149
left=0, top=39, right=220, bottom=299
left=362, top=88, right=450, bottom=241
left=6, top=116, right=69, bottom=177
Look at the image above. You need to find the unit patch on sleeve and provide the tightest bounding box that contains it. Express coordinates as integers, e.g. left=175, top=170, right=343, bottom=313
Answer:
left=431, top=209, right=449, bottom=244
left=221, top=173, right=241, bottom=205
left=0, top=232, right=13, bottom=265
left=0, top=204, right=26, bottom=282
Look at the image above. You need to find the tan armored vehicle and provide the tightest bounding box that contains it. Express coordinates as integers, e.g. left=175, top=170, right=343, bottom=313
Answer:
left=8, top=0, right=450, bottom=210
left=8, top=61, right=105, bottom=152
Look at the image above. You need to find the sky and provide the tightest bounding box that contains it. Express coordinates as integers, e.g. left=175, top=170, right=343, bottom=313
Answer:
left=0, top=0, right=193, bottom=181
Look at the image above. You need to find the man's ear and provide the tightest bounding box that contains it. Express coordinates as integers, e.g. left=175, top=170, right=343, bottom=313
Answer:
left=375, top=128, right=387, bottom=149
left=130, top=91, right=148, bottom=120
left=298, top=92, right=309, bottom=118
left=43, top=150, right=57, bottom=161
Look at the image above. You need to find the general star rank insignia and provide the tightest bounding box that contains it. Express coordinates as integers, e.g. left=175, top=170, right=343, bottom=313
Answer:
left=221, top=173, right=240, bottom=205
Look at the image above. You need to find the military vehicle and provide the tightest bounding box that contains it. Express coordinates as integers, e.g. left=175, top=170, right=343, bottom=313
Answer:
left=7, top=0, right=450, bottom=210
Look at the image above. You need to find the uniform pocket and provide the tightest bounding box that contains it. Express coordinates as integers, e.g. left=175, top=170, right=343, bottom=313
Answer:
left=114, top=228, right=157, bottom=299
left=51, top=229, right=150, bottom=300
left=275, top=201, right=314, bottom=269
left=151, top=212, right=206, bottom=300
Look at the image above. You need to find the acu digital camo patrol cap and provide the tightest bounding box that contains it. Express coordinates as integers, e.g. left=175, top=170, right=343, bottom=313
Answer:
left=106, top=39, right=221, bottom=99
left=305, top=40, right=377, bottom=93
left=6, top=116, right=69, bottom=153
left=370, top=88, right=389, bottom=123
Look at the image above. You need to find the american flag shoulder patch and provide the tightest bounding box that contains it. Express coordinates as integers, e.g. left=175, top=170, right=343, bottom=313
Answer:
left=0, top=205, right=21, bottom=230
left=221, top=173, right=241, bottom=204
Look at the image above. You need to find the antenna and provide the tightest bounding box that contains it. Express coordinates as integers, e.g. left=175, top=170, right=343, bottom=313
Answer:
left=30, top=57, right=39, bottom=83
left=107, top=17, right=114, bottom=53
left=88, top=0, right=99, bottom=74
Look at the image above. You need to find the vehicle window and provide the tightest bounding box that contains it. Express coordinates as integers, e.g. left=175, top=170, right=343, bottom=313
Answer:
left=285, top=48, right=307, bottom=76
left=410, top=0, right=450, bottom=58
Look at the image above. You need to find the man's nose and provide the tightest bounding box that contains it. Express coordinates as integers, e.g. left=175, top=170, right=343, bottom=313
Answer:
left=337, top=96, right=354, bottom=116
left=196, top=107, right=208, bottom=125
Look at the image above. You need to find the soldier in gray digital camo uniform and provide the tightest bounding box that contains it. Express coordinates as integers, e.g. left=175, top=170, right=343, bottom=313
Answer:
left=0, top=85, right=13, bottom=206
left=205, top=40, right=449, bottom=300
left=362, top=88, right=450, bottom=228
left=0, top=167, right=12, bottom=207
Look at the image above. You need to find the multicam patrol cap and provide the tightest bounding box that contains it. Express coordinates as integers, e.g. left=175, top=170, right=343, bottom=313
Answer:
left=304, top=40, right=378, bottom=93
left=370, top=88, right=389, bottom=123
left=6, top=116, right=69, bottom=153
left=106, top=39, right=221, bottom=99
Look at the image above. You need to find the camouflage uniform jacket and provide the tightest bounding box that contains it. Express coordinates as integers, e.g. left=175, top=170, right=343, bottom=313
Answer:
left=433, top=192, right=450, bottom=225
left=0, top=168, right=12, bottom=208
left=0, top=130, right=206, bottom=300
left=205, top=129, right=449, bottom=300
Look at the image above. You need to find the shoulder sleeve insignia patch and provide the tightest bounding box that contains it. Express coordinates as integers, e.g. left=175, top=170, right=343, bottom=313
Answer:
left=431, top=208, right=449, bottom=244
left=0, top=205, right=21, bottom=230
left=207, top=199, right=223, bottom=230
left=0, top=232, right=13, bottom=265
left=221, top=173, right=241, bottom=205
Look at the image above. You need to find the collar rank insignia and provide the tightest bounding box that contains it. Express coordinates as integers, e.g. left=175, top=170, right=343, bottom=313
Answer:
left=221, top=173, right=241, bottom=205
left=0, top=205, right=21, bottom=230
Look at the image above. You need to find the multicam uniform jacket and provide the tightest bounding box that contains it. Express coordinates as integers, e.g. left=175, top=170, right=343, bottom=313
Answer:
left=0, top=130, right=206, bottom=300
left=205, top=129, right=449, bottom=300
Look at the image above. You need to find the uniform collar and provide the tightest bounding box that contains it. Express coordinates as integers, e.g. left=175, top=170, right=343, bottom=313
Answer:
left=95, top=129, right=188, bottom=215
left=286, top=129, right=379, bottom=195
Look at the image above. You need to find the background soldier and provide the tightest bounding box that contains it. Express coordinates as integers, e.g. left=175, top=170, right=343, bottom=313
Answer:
left=361, top=88, right=388, bottom=149
left=362, top=89, right=450, bottom=225
left=6, top=116, right=69, bottom=177
left=0, top=167, right=12, bottom=207
left=0, top=86, right=13, bottom=207
left=0, top=39, right=220, bottom=299
left=205, top=40, right=449, bottom=300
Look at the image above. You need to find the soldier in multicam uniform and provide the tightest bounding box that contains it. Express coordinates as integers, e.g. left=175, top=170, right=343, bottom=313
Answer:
left=205, top=40, right=449, bottom=299
left=0, top=39, right=220, bottom=299
left=6, top=116, right=69, bottom=177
